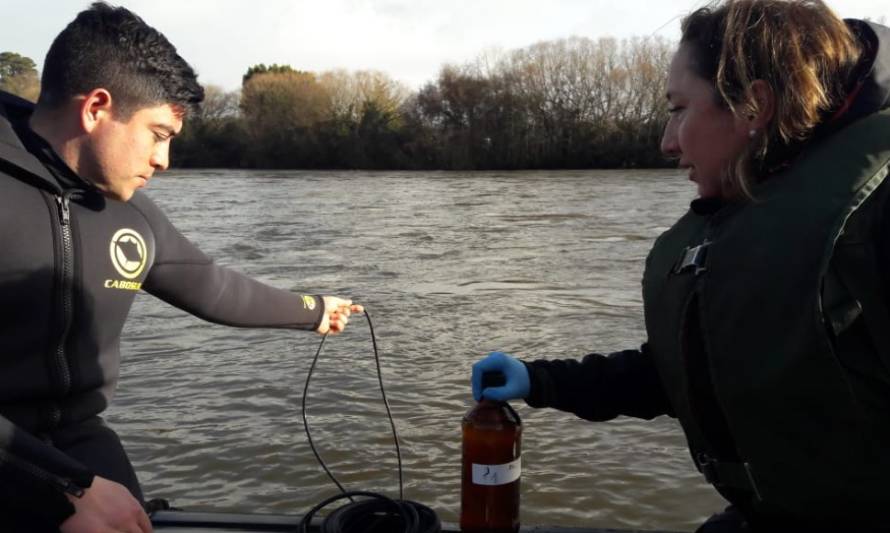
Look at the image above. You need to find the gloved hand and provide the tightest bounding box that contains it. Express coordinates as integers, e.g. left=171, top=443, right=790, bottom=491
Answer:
left=471, top=351, right=530, bottom=402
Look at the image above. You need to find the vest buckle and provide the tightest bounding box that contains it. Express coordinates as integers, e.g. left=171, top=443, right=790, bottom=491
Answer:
left=697, top=453, right=763, bottom=503
left=674, top=241, right=711, bottom=275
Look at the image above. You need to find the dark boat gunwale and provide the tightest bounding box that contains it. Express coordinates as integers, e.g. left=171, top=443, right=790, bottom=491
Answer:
left=150, top=509, right=684, bottom=533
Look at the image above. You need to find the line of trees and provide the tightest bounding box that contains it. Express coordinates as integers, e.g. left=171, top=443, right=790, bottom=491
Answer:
left=0, top=52, right=40, bottom=102
left=404, top=36, right=673, bottom=169
left=3, top=35, right=674, bottom=170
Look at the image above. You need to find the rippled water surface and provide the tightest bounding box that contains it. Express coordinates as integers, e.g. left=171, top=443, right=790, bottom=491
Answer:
left=107, top=169, right=726, bottom=532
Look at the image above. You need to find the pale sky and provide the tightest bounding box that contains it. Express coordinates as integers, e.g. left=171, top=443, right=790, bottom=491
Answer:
left=3, top=1, right=888, bottom=91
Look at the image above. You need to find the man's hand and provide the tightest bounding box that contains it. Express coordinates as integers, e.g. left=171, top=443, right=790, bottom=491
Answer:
left=60, top=476, right=152, bottom=533
left=316, top=296, right=364, bottom=335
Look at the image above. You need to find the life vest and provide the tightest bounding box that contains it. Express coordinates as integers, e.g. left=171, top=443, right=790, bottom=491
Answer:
left=642, top=109, right=890, bottom=522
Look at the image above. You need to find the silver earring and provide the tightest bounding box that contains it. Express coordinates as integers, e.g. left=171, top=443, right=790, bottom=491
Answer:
left=748, top=129, right=757, bottom=139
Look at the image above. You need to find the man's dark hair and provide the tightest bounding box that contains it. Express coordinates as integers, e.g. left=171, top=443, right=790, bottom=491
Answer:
left=38, top=2, right=204, bottom=117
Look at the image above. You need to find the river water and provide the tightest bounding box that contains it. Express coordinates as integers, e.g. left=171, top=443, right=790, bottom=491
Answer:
left=106, top=169, right=726, bottom=532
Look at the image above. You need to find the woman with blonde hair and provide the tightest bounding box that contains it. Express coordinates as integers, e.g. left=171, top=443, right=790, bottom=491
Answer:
left=471, top=1, right=890, bottom=530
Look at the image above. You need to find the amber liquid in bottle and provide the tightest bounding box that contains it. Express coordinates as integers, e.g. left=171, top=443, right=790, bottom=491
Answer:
left=460, top=374, right=522, bottom=533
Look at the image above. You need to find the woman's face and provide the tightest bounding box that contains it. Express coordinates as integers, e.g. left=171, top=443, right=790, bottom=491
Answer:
left=661, top=44, right=751, bottom=199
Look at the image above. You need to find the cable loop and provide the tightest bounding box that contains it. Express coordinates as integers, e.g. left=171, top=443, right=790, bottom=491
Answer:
left=299, top=309, right=441, bottom=533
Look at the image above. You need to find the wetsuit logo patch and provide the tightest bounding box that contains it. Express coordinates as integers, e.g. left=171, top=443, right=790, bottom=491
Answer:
left=106, top=229, right=147, bottom=290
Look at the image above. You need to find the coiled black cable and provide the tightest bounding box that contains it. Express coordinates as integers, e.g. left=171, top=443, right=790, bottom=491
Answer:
left=298, top=309, right=441, bottom=533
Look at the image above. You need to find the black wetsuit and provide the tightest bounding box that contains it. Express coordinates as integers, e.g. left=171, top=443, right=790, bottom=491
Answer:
left=0, top=91, right=324, bottom=529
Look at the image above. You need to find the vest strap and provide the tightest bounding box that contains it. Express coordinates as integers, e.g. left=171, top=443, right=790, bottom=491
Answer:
left=831, top=242, right=890, bottom=375
left=696, top=453, right=763, bottom=502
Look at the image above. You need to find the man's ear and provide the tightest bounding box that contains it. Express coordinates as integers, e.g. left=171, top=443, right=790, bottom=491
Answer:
left=79, top=88, right=114, bottom=133
left=748, top=79, right=775, bottom=130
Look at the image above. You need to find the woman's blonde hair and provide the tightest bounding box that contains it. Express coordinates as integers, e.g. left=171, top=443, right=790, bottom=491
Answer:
left=681, top=0, right=862, bottom=198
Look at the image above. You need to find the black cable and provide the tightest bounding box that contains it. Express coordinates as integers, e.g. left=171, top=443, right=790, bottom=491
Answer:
left=301, top=332, right=351, bottom=498
left=298, top=309, right=440, bottom=533
left=364, top=311, right=404, bottom=501
left=297, top=490, right=428, bottom=533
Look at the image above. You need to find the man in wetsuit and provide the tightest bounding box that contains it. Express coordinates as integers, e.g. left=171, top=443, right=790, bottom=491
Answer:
left=0, top=3, right=361, bottom=531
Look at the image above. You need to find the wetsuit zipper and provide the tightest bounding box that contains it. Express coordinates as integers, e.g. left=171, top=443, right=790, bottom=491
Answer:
left=0, top=449, right=84, bottom=497
left=52, top=192, right=75, bottom=402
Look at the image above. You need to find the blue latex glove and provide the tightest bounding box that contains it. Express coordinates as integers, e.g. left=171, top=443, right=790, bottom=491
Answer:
left=471, top=351, right=530, bottom=402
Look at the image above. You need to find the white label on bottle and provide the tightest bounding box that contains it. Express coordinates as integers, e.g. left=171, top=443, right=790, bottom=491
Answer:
left=472, top=457, right=521, bottom=486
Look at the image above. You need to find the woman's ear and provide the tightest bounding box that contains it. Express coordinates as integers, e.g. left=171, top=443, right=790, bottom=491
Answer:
left=748, top=79, right=775, bottom=130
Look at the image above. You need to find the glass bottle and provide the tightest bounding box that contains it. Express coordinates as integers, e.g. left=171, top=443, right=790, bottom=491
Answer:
left=460, top=373, right=522, bottom=533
